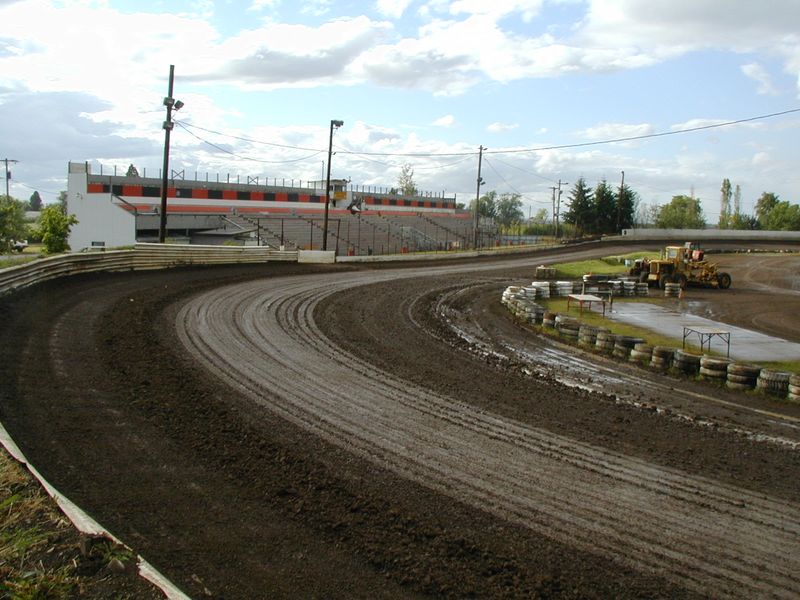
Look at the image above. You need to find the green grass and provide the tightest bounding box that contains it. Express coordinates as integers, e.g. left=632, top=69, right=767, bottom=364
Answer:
left=0, top=255, right=39, bottom=269
left=551, top=251, right=659, bottom=279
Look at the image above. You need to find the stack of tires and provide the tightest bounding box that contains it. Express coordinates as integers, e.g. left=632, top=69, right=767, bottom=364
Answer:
left=673, top=349, right=701, bottom=375
left=650, top=346, right=675, bottom=370
left=725, top=363, right=761, bottom=391
left=613, top=336, right=644, bottom=360
left=595, top=331, right=617, bottom=354
left=699, top=355, right=733, bottom=383
left=756, top=369, right=791, bottom=397
left=663, top=282, right=681, bottom=297
left=629, top=343, right=653, bottom=365
left=789, top=374, right=800, bottom=403
left=578, top=325, right=600, bottom=348
left=555, top=315, right=580, bottom=341
left=542, top=311, right=557, bottom=328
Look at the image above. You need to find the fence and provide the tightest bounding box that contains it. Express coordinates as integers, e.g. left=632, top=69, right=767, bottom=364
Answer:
left=0, top=243, right=298, bottom=297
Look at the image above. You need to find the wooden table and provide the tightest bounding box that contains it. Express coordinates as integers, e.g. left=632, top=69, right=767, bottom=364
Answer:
left=682, top=326, right=731, bottom=357
left=567, top=294, right=607, bottom=316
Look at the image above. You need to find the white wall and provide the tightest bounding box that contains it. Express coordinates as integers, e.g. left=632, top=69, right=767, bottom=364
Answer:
left=67, top=162, right=136, bottom=251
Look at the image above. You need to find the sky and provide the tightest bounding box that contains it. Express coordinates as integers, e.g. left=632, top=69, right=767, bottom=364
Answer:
left=1, top=0, right=799, bottom=223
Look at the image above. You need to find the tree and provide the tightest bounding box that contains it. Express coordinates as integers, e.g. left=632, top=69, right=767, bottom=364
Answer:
left=593, top=179, right=616, bottom=234
left=655, top=195, right=706, bottom=229
left=530, top=208, right=548, bottom=224
left=494, top=193, right=524, bottom=227
left=616, top=183, right=637, bottom=231
left=470, top=190, right=497, bottom=219
left=729, top=212, right=760, bottom=230
left=755, top=192, right=780, bottom=228
left=396, top=164, right=417, bottom=196
left=562, top=178, right=594, bottom=236
left=733, top=184, right=742, bottom=217
left=719, top=178, right=732, bottom=229
left=56, top=190, right=68, bottom=212
left=126, top=164, right=140, bottom=178
left=35, top=204, right=78, bottom=254
left=762, top=201, right=800, bottom=231
left=29, top=191, right=43, bottom=211
left=0, top=195, right=28, bottom=253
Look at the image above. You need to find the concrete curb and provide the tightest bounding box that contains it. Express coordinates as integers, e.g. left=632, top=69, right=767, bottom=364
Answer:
left=0, top=422, right=190, bottom=600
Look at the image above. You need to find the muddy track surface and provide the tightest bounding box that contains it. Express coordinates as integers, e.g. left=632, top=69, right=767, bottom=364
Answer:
left=1, top=248, right=800, bottom=599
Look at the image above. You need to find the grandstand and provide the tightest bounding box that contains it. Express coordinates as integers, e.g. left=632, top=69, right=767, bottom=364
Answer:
left=66, top=161, right=492, bottom=254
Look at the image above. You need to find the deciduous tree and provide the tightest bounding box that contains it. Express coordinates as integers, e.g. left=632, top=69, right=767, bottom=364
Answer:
left=655, top=195, right=706, bottom=229
left=719, top=178, right=732, bottom=229
left=396, top=164, right=417, bottom=196
left=0, top=195, right=28, bottom=253
left=36, top=204, right=78, bottom=254
left=495, top=193, right=524, bottom=227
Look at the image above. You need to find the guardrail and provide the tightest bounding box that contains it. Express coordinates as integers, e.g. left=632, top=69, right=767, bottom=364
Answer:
left=0, top=243, right=298, bottom=297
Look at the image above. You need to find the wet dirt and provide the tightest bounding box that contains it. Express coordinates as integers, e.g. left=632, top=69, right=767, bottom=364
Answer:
left=0, top=248, right=799, bottom=598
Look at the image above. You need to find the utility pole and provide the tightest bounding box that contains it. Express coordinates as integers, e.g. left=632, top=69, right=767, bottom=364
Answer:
left=616, top=170, right=625, bottom=232
left=3, top=158, right=18, bottom=200
left=550, top=186, right=557, bottom=238
left=473, top=145, right=484, bottom=249
left=159, top=65, right=184, bottom=243
left=556, top=179, right=566, bottom=239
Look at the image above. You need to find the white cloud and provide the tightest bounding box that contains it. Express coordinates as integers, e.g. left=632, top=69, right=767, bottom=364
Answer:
left=433, top=114, right=456, bottom=127
left=375, top=0, right=413, bottom=19
left=741, top=62, right=779, bottom=95
left=580, top=122, right=654, bottom=141
left=487, top=121, right=518, bottom=133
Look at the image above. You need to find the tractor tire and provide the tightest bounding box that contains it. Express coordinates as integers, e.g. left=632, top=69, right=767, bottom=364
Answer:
left=673, top=274, right=688, bottom=289
left=717, top=272, right=732, bottom=289
left=658, top=274, right=671, bottom=290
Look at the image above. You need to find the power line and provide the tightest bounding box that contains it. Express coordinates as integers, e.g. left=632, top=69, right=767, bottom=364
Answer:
left=489, top=108, right=800, bottom=155
left=175, top=121, right=326, bottom=164
left=174, top=107, right=800, bottom=160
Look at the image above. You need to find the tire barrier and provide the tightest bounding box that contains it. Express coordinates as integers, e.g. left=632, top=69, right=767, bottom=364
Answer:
left=756, top=369, right=791, bottom=397
left=535, top=265, right=555, bottom=279
left=725, top=363, right=761, bottom=391
left=650, top=346, right=675, bottom=371
left=789, top=374, right=800, bottom=403
left=555, top=315, right=580, bottom=341
left=673, top=349, right=702, bottom=375
left=612, top=336, right=645, bottom=360
left=699, top=356, right=733, bottom=383
left=530, top=281, right=551, bottom=299
left=629, top=343, right=653, bottom=364
left=578, top=325, right=601, bottom=348
left=595, top=331, right=617, bottom=353
left=636, top=283, right=650, bottom=297
left=663, top=282, right=682, bottom=297
left=500, top=282, right=800, bottom=401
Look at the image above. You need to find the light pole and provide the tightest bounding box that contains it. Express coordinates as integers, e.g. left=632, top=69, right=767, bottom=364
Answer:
left=322, top=119, right=343, bottom=252
left=159, top=65, right=184, bottom=243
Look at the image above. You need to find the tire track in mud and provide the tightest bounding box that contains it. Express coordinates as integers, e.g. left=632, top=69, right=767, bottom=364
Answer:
left=176, top=270, right=800, bottom=599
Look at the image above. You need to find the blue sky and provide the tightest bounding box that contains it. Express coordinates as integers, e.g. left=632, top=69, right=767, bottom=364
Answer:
left=1, top=0, right=798, bottom=223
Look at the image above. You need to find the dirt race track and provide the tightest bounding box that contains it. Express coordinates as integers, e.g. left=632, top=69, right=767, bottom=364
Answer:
left=2, top=245, right=800, bottom=599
